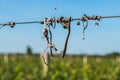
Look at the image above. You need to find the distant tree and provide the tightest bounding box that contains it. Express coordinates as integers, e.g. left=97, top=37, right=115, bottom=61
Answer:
left=111, top=52, right=120, bottom=56
left=26, top=46, right=33, bottom=55
left=106, top=51, right=120, bottom=58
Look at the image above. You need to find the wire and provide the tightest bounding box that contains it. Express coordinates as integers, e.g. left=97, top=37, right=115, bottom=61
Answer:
left=102, top=15, right=120, bottom=19
left=1, top=15, right=120, bottom=58
left=0, top=21, right=42, bottom=26
left=16, top=21, right=39, bottom=24
left=0, top=15, right=120, bottom=27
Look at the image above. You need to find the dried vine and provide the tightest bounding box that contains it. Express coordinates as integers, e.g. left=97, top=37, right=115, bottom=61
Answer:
left=0, top=12, right=120, bottom=59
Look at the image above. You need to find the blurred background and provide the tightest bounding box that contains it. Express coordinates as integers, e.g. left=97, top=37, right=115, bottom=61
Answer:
left=0, top=0, right=120, bottom=80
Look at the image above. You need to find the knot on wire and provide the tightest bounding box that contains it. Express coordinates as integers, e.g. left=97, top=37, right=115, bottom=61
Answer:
left=57, top=16, right=70, bottom=29
left=76, top=14, right=102, bottom=40
left=8, top=22, right=15, bottom=28
left=0, top=21, right=15, bottom=29
left=81, top=14, right=102, bottom=21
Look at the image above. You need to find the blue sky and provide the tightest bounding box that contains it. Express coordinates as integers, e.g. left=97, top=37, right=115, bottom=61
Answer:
left=0, top=0, right=120, bottom=54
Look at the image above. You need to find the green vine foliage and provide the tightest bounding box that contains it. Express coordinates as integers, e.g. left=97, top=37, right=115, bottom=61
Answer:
left=0, top=55, right=120, bottom=80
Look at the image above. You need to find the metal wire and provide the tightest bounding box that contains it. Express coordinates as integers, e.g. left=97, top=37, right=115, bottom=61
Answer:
left=102, top=16, right=120, bottom=19
left=15, top=21, right=39, bottom=24
left=0, top=21, right=42, bottom=26
left=0, top=15, right=120, bottom=26
left=1, top=15, right=120, bottom=58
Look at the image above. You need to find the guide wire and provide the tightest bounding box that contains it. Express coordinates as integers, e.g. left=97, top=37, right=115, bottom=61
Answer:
left=1, top=15, right=120, bottom=58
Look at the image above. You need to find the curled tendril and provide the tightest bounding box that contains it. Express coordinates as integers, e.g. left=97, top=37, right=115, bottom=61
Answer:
left=53, top=8, right=57, bottom=28
left=77, top=20, right=81, bottom=26
left=82, top=21, right=88, bottom=40
left=42, top=17, right=57, bottom=59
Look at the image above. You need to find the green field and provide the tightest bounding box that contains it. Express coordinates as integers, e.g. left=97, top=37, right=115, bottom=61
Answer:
left=0, top=54, right=120, bottom=80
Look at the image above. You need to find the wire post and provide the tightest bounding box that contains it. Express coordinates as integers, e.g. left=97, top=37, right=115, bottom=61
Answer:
left=95, top=56, right=101, bottom=63
left=83, top=54, right=87, bottom=64
left=41, top=52, right=50, bottom=77
left=4, top=53, right=8, bottom=64
left=116, top=56, right=120, bottom=63
left=82, top=54, right=88, bottom=80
